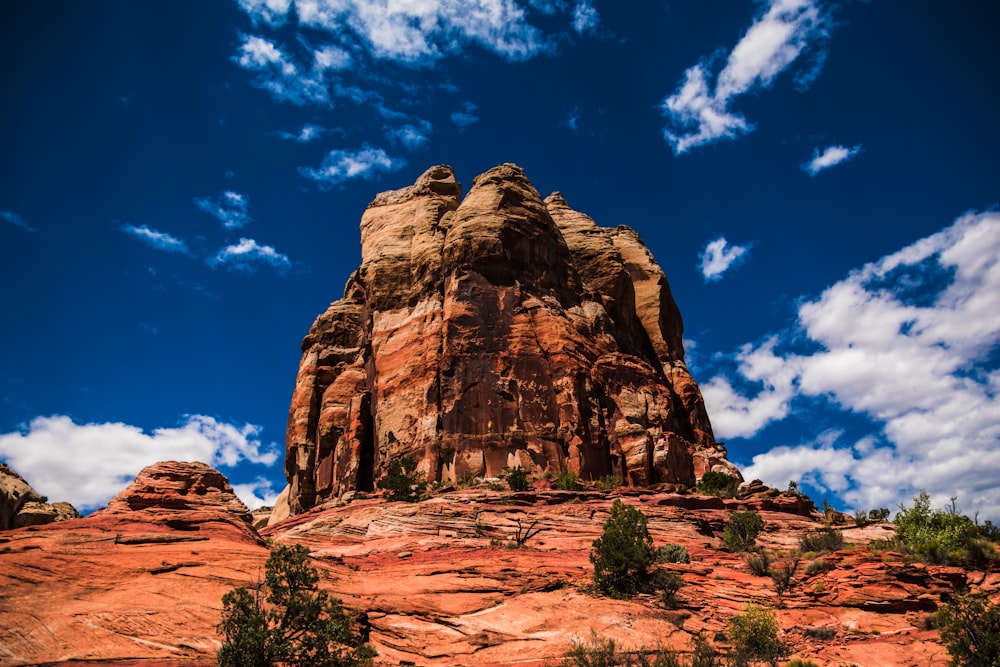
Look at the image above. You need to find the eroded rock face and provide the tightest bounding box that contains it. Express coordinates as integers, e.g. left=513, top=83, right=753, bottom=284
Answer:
left=0, top=463, right=80, bottom=530
left=286, top=164, right=738, bottom=513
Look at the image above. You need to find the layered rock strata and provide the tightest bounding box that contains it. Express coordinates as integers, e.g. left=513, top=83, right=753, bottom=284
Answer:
left=0, top=463, right=80, bottom=530
left=286, top=164, right=739, bottom=513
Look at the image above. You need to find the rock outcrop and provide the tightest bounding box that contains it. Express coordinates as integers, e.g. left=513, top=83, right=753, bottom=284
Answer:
left=0, top=463, right=80, bottom=530
left=286, top=164, right=738, bottom=513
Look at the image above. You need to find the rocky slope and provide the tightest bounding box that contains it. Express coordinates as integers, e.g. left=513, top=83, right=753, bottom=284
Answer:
left=286, top=163, right=738, bottom=515
left=1, top=463, right=80, bottom=530
left=2, top=462, right=994, bottom=666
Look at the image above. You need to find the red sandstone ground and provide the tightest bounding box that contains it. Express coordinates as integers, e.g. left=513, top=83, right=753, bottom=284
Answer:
left=4, top=476, right=996, bottom=666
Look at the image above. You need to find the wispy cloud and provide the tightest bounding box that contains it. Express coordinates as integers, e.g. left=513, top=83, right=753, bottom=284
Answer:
left=234, top=33, right=332, bottom=106
left=699, top=237, right=750, bottom=281
left=802, top=144, right=862, bottom=176
left=1, top=209, right=38, bottom=232
left=0, top=414, right=279, bottom=511
left=701, top=210, right=1000, bottom=519
left=573, top=0, right=600, bottom=34
left=194, top=190, right=251, bottom=230
left=661, top=0, right=829, bottom=154
left=562, top=106, right=582, bottom=132
left=211, top=237, right=291, bottom=273
left=299, top=145, right=405, bottom=189
left=386, top=121, right=432, bottom=149
left=451, top=102, right=480, bottom=130
left=276, top=123, right=331, bottom=143
left=121, top=224, right=190, bottom=254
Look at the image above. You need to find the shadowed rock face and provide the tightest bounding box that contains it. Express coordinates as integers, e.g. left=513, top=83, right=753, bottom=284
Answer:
left=286, top=163, right=739, bottom=513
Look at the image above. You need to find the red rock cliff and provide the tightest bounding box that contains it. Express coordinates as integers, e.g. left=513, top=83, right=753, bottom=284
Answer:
left=285, top=164, right=738, bottom=513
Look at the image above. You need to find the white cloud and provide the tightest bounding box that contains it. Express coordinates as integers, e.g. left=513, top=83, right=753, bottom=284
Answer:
left=562, top=106, right=582, bottom=132
left=451, top=101, right=480, bottom=129
left=234, top=33, right=331, bottom=106
left=194, top=190, right=252, bottom=230
left=232, top=477, right=282, bottom=510
left=121, top=224, right=190, bottom=254
left=1, top=209, right=37, bottom=232
left=299, top=145, right=405, bottom=188
left=803, top=144, right=862, bottom=176
left=277, top=123, right=331, bottom=143
left=661, top=0, right=829, bottom=154
left=386, top=122, right=432, bottom=149
left=572, top=1, right=599, bottom=34
left=0, top=415, right=280, bottom=511
left=703, top=210, right=1000, bottom=520
left=211, top=238, right=291, bottom=273
left=699, top=236, right=750, bottom=281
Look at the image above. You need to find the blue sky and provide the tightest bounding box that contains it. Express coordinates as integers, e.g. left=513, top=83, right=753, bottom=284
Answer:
left=2, top=1, right=998, bottom=520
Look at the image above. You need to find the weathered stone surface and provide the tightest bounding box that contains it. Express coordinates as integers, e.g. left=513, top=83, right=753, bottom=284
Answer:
left=286, top=164, right=739, bottom=513
left=101, top=460, right=253, bottom=525
left=1, top=463, right=80, bottom=530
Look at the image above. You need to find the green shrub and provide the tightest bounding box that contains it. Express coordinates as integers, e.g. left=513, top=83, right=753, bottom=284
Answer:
left=799, top=528, right=844, bottom=554
left=505, top=467, right=530, bottom=492
left=218, top=544, right=373, bottom=667
left=697, top=471, right=739, bottom=498
left=655, top=543, right=690, bottom=564
left=380, top=456, right=426, bottom=502
left=590, top=499, right=654, bottom=599
left=727, top=603, right=785, bottom=667
left=936, top=590, right=1000, bottom=667
left=804, top=559, right=830, bottom=576
left=894, top=491, right=981, bottom=564
left=653, top=569, right=685, bottom=608
left=743, top=550, right=771, bottom=577
left=556, top=469, right=581, bottom=490
left=768, top=553, right=800, bottom=595
left=868, top=507, right=891, bottom=522
left=722, top=510, right=765, bottom=553
left=803, top=625, right=836, bottom=641
left=595, top=474, right=622, bottom=491
left=786, top=661, right=821, bottom=667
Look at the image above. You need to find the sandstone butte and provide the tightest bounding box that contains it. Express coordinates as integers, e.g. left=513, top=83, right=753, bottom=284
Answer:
left=1, top=164, right=997, bottom=667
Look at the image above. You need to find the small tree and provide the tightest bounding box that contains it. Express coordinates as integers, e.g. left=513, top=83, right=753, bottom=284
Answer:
left=728, top=602, right=785, bottom=667
left=722, top=510, right=765, bottom=553
left=379, top=456, right=426, bottom=502
left=505, top=467, right=530, bottom=492
left=698, top=471, right=739, bottom=498
left=936, top=590, right=1000, bottom=667
left=218, top=544, right=372, bottom=667
left=590, top=499, right=654, bottom=599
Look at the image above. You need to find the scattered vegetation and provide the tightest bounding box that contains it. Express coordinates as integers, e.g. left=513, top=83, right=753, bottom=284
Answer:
left=513, top=517, right=543, bottom=547
left=595, top=474, right=622, bottom=491
left=697, top=471, right=739, bottom=498
left=768, top=553, right=801, bottom=596
left=803, top=626, right=836, bottom=641
left=505, top=466, right=531, bottom=492
left=722, top=510, right=765, bottom=553
left=217, top=544, right=373, bottom=667
left=555, top=469, right=581, bottom=490
left=591, top=499, right=654, bottom=599
left=935, top=589, right=1000, bottom=667
left=803, top=559, right=831, bottom=576
left=655, top=543, right=690, bottom=564
left=560, top=631, right=717, bottom=667
left=799, top=527, right=844, bottom=554
left=820, top=499, right=844, bottom=525
left=786, top=661, right=821, bottom=667
left=894, top=491, right=997, bottom=565
left=653, top=569, right=686, bottom=608
left=380, top=456, right=426, bottom=502
left=727, top=603, right=786, bottom=667
left=743, top=550, right=771, bottom=577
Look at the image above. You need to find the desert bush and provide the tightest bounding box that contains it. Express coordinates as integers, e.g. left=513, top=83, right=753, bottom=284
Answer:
left=803, top=626, right=836, bottom=640
left=722, top=510, right=765, bottom=553
left=935, top=589, right=1000, bottom=667
left=697, top=471, right=739, bottom=498
left=769, top=553, right=801, bottom=595
left=555, top=469, right=581, bottom=491
left=655, top=543, right=690, bottom=564
left=505, top=467, right=530, bottom=491
left=651, top=569, right=685, bottom=608
left=560, top=632, right=687, bottom=667
left=894, top=491, right=982, bottom=564
left=690, top=633, right=719, bottom=667
left=218, top=544, right=373, bottom=667
left=786, top=661, right=821, bottom=667
left=803, top=559, right=830, bottom=576
left=590, top=499, right=654, bottom=599
left=727, top=603, right=785, bottom=667
left=595, top=474, right=622, bottom=491
left=743, top=550, right=771, bottom=577
left=868, top=507, right=891, bottom=522
left=380, top=456, right=426, bottom=502
left=799, top=528, right=844, bottom=554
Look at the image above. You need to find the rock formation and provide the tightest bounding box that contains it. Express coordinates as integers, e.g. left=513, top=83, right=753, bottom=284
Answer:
left=0, top=463, right=80, bottom=530
left=286, top=163, right=739, bottom=513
